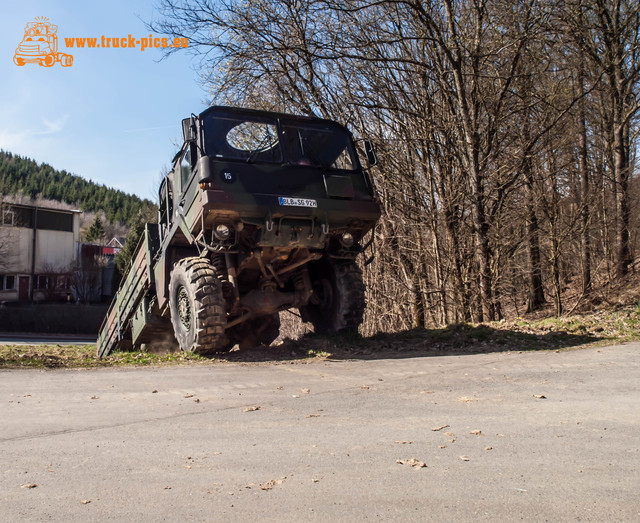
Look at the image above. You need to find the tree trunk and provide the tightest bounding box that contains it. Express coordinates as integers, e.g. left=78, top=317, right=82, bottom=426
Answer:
left=524, top=152, right=545, bottom=312
left=578, top=77, right=592, bottom=293
left=613, top=114, right=631, bottom=278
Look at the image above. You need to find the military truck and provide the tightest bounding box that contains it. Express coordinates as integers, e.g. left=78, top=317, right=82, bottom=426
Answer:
left=97, top=106, right=381, bottom=358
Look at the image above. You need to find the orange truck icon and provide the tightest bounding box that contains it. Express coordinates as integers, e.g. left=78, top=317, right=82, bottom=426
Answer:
left=14, top=18, right=73, bottom=67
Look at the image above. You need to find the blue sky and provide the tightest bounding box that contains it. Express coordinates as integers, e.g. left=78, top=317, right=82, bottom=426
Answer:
left=0, top=0, right=209, bottom=201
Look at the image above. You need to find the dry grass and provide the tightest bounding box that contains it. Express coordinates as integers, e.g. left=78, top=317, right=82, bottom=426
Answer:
left=2, top=300, right=639, bottom=369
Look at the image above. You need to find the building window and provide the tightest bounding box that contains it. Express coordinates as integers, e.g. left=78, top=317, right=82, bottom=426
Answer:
left=56, top=276, right=69, bottom=290
left=0, top=275, right=16, bottom=290
left=2, top=209, right=14, bottom=226
left=36, top=275, right=52, bottom=289
left=35, top=274, right=71, bottom=291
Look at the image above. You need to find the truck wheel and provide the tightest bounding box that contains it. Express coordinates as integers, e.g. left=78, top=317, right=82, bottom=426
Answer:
left=169, top=257, right=228, bottom=355
left=42, top=54, right=55, bottom=67
left=13, top=56, right=25, bottom=66
left=300, top=260, right=365, bottom=334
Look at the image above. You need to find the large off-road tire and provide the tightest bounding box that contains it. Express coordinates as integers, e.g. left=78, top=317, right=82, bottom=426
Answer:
left=169, top=257, right=228, bottom=355
left=300, top=259, right=365, bottom=333
left=226, top=314, right=281, bottom=350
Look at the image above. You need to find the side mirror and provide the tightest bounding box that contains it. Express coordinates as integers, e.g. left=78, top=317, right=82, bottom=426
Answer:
left=181, top=115, right=197, bottom=143
left=363, top=139, right=377, bottom=166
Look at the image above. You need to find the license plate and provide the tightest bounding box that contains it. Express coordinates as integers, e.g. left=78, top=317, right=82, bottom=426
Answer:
left=278, top=197, right=318, bottom=208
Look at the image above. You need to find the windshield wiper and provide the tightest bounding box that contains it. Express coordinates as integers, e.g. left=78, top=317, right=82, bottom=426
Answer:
left=246, top=134, right=275, bottom=163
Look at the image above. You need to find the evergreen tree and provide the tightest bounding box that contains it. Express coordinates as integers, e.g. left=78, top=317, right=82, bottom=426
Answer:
left=0, top=150, right=156, bottom=225
left=85, top=215, right=105, bottom=243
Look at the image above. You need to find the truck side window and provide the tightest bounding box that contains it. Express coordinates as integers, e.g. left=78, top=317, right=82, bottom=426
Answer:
left=180, top=150, right=191, bottom=189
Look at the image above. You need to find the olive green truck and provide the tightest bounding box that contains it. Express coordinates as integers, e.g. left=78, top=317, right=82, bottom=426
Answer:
left=97, top=106, right=381, bottom=357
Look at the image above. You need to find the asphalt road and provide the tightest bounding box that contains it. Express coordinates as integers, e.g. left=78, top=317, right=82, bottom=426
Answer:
left=1, top=343, right=638, bottom=522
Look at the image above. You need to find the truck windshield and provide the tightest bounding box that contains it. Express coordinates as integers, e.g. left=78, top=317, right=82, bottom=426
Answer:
left=204, top=115, right=282, bottom=163
left=202, top=112, right=358, bottom=170
left=280, top=121, right=357, bottom=171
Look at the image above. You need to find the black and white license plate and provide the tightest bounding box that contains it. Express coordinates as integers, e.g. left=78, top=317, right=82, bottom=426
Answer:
left=278, top=197, right=318, bottom=208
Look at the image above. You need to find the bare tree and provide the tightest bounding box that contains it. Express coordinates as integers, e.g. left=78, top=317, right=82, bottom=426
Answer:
left=150, top=0, right=640, bottom=331
left=559, top=0, right=640, bottom=277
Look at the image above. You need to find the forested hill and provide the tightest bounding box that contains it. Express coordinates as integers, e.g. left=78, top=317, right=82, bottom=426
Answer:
left=0, top=150, right=154, bottom=224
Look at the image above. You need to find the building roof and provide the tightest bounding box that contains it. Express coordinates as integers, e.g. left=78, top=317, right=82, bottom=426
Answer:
left=3, top=202, right=82, bottom=214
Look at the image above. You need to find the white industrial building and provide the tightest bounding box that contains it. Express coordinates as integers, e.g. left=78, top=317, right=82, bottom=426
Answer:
left=0, top=202, right=81, bottom=302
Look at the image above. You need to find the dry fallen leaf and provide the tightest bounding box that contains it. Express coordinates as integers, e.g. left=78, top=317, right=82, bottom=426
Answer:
left=305, top=414, right=320, bottom=418
left=485, top=446, right=493, bottom=451
left=151, top=390, right=158, bottom=394
left=361, top=385, right=370, bottom=390
left=420, top=390, right=435, bottom=394
left=533, top=394, right=547, bottom=399
left=301, top=388, right=310, bottom=394
left=458, top=396, right=476, bottom=403
left=432, top=424, right=450, bottom=432
left=244, top=406, right=261, bottom=412
left=21, top=484, right=37, bottom=489
left=459, top=456, right=470, bottom=461
left=184, top=394, right=195, bottom=398
left=90, top=396, right=99, bottom=400
left=80, top=500, right=91, bottom=505
left=469, top=430, right=482, bottom=436
left=396, top=458, right=426, bottom=469
left=394, top=441, right=413, bottom=444
left=260, top=477, right=286, bottom=490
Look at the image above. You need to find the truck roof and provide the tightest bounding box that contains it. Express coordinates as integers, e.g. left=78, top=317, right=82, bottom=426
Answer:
left=199, top=105, right=352, bottom=132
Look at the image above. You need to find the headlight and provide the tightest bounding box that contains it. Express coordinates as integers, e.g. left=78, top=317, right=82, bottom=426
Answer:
left=340, top=232, right=354, bottom=248
left=214, top=224, right=230, bottom=240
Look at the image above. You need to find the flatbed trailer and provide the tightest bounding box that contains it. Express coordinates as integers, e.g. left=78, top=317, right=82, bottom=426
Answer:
left=97, top=224, right=167, bottom=357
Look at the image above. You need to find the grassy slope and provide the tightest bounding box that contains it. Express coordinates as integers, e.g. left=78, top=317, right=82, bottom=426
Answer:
left=1, top=304, right=638, bottom=368
left=3, top=267, right=640, bottom=369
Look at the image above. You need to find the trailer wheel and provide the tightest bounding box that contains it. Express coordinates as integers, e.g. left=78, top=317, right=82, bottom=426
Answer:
left=169, top=257, right=228, bottom=355
left=300, top=259, right=365, bottom=334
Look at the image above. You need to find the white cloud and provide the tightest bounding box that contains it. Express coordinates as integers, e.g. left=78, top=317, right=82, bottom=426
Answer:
left=36, top=114, right=70, bottom=135
left=0, top=114, right=70, bottom=152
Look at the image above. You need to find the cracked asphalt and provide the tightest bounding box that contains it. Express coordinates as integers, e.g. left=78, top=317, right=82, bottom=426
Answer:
left=1, top=343, right=639, bottom=521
